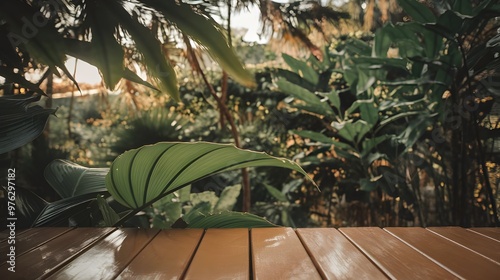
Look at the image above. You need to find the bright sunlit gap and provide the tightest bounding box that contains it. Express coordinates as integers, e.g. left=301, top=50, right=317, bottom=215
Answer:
left=64, top=57, right=102, bottom=85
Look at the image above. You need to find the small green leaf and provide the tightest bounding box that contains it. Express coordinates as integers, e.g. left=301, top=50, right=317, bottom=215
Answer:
left=282, top=53, right=319, bottom=85
left=96, top=195, right=120, bottom=227
left=397, top=0, right=436, bottom=23
left=452, top=0, right=473, bottom=16
left=214, top=184, right=241, bottom=212
left=291, top=130, right=334, bottom=144
left=277, top=79, right=335, bottom=117
left=373, top=25, right=393, bottom=57
left=264, top=184, right=288, bottom=202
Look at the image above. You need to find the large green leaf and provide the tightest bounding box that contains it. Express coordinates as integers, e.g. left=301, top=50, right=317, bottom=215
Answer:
left=44, top=159, right=108, bottom=199
left=186, top=211, right=277, bottom=228
left=0, top=95, right=55, bottom=154
left=141, top=0, right=255, bottom=88
left=106, top=142, right=316, bottom=209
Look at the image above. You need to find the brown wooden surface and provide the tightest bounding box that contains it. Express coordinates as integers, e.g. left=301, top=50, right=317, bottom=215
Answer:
left=185, top=228, right=250, bottom=280
left=251, top=227, right=322, bottom=280
left=116, top=229, right=203, bottom=280
left=47, top=228, right=159, bottom=279
left=1, top=227, right=498, bottom=279
left=386, top=227, right=500, bottom=279
left=340, top=227, right=457, bottom=279
left=469, top=227, right=500, bottom=241
left=1, top=227, right=114, bottom=280
left=296, top=228, right=387, bottom=279
left=427, top=227, right=500, bottom=264
left=0, top=227, right=72, bottom=264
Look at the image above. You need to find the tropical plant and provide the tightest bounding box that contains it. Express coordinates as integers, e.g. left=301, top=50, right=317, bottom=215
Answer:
left=13, top=142, right=316, bottom=228
left=0, top=0, right=255, bottom=101
left=276, top=0, right=500, bottom=227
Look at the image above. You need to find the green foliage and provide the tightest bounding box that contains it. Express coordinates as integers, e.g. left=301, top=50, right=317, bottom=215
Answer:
left=0, top=0, right=255, bottom=101
left=277, top=0, right=500, bottom=226
left=0, top=94, right=55, bottom=154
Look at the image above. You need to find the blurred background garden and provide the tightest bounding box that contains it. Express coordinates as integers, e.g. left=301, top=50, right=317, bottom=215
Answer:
left=1, top=0, right=499, bottom=229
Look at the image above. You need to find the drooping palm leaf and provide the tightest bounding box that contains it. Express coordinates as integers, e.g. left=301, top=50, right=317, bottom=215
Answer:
left=100, top=0, right=180, bottom=101
left=141, top=0, right=256, bottom=88
left=106, top=142, right=316, bottom=209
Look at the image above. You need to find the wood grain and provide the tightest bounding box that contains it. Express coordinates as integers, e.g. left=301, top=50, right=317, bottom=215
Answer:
left=251, top=227, right=321, bottom=280
left=116, top=229, right=203, bottom=280
left=468, top=227, right=500, bottom=241
left=386, top=227, right=500, bottom=279
left=185, top=228, right=250, bottom=280
left=340, top=227, right=456, bottom=279
left=2, top=227, right=114, bottom=279
left=0, top=227, right=72, bottom=264
left=427, top=227, right=500, bottom=263
left=297, top=228, right=388, bottom=279
left=47, top=228, right=158, bottom=279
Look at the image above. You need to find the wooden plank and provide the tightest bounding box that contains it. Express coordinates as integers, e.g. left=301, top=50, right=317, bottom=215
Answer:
left=297, top=228, right=388, bottom=279
left=0, top=227, right=73, bottom=264
left=340, top=227, right=456, bottom=279
left=1, top=227, right=114, bottom=279
left=468, top=227, right=500, bottom=241
left=251, top=227, right=321, bottom=280
left=47, top=228, right=159, bottom=279
left=116, top=229, right=203, bottom=279
left=386, top=227, right=500, bottom=279
left=184, top=228, right=249, bottom=280
left=428, top=227, right=500, bottom=263
left=0, top=228, right=29, bottom=242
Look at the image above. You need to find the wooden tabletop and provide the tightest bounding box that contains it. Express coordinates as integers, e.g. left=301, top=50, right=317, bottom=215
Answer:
left=1, top=227, right=499, bottom=279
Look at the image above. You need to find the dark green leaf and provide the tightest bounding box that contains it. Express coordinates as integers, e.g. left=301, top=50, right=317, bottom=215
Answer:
left=44, top=159, right=108, bottom=199
left=264, top=184, right=288, bottom=202
left=282, top=53, right=319, bottom=85
left=277, top=78, right=335, bottom=117
left=32, top=194, right=98, bottom=227
left=0, top=95, right=55, bottom=154
left=397, top=0, right=436, bottom=23
left=96, top=195, right=120, bottom=226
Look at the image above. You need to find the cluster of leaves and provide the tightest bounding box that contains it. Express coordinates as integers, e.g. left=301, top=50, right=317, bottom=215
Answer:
left=277, top=0, right=500, bottom=226
left=0, top=0, right=254, bottom=100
